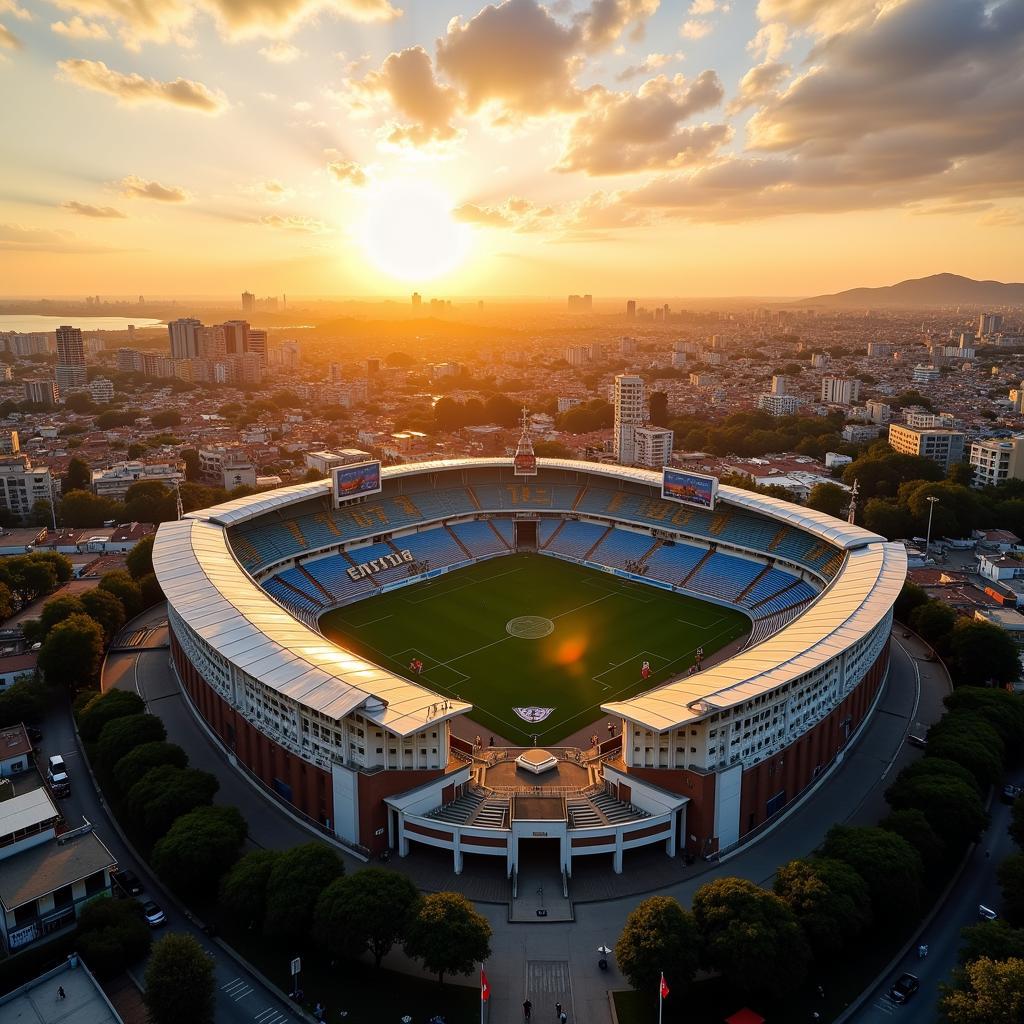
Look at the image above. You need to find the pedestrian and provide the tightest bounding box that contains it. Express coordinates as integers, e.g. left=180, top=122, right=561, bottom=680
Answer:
left=475, top=734, right=482, bottom=749
left=489, top=736, right=495, bottom=747
left=607, top=722, right=613, bottom=736
left=523, top=998, right=532, bottom=1020
left=559, top=1013, right=567, bottom=1024
left=555, top=1001, right=562, bottom=1019
left=817, top=984, right=825, bottom=999
left=57, top=987, right=65, bottom=1001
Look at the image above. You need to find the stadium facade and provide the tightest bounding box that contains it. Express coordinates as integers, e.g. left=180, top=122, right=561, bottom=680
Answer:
left=153, top=458, right=906, bottom=875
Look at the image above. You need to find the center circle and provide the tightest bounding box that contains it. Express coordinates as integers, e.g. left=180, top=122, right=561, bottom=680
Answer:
left=506, top=616, right=555, bottom=639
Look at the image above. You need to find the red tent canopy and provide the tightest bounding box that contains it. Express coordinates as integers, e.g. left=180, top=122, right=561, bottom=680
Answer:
left=725, top=1011, right=765, bottom=1024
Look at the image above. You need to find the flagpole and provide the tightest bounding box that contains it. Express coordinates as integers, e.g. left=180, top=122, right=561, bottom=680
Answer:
left=658, top=971, right=663, bottom=1024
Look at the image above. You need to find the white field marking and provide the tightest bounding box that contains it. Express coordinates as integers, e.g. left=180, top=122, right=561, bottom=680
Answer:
left=399, top=566, right=524, bottom=605
left=592, top=649, right=673, bottom=690
left=348, top=613, right=393, bottom=628
left=551, top=593, right=613, bottom=619
left=579, top=576, right=654, bottom=604
left=676, top=615, right=723, bottom=629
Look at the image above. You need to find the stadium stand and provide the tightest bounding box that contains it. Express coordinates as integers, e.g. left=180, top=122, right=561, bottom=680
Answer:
left=490, top=520, right=515, bottom=548
left=588, top=528, right=656, bottom=570
left=687, top=552, right=766, bottom=603
left=544, top=521, right=611, bottom=561
left=303, top=554, right=380, bottom=604
left=643, top=542, right=707, bottom=587
left=449, top=520, right=509, bottom=558
left=400, top=527, right=467, bottom=569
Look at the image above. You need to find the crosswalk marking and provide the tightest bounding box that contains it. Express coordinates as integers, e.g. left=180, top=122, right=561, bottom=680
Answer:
left=254, top=1009, right=289, bottom=1024
left=222, top=977, right=254, bottom=1001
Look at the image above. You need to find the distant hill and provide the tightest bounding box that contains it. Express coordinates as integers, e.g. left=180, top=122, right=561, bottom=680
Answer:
left=801, top=273, right=1024, bottom=308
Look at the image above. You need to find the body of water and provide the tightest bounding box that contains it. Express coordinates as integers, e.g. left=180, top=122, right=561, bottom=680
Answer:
left=0, top=314, right=163, bottom=333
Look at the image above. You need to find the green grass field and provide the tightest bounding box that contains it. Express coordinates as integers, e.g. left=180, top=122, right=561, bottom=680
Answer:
left=319, top=554, right=750, bottom=745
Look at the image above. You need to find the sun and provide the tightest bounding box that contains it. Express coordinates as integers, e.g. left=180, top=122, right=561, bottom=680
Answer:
left=357, top=179, right=471, bottom=283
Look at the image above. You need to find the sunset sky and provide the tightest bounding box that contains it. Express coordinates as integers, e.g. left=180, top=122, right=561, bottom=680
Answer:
left=1, top=0, right=1022, bottom=298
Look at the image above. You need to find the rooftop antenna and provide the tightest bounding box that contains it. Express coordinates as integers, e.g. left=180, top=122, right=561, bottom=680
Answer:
left=847, top=478, right=859, bottom=525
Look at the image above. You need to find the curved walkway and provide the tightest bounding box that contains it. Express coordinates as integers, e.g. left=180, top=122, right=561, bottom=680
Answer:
left=103, top=606, right=950, bottom=1024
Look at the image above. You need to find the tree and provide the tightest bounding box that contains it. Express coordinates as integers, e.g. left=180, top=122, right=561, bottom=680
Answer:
left=144, top=933, right=215, bottom=1024
left=151, top=409, right=181, bottom=428
left=533, top=440, right=574, bottom=459
left=773, top=858, right=871, bottom=956
left=927, top=713, right=1006, bottom=787
left=113, top=740, right=188, bottom=794
left=895, top=756, right=983, bottom=795
left=863, top=498, right=913, bottom=539
left=315, top=869, right=421, bottom=967
left=80, top=587, right=126, bottom=643
left=885, top=772, right=988, bottom=852
left=614, top=895, right=701, bottom=994
left=77, top=688, right=145, bottom=743
left=691, top=877, right=809, bottom=997
left=820, top=826, right=923, bottom=921
left=895, top=581, right=930, bottom=622
left=941, top=957, right=1024, bottom=1023
left=125, top=765, right=219, bottom=838
left=806, top=483, right=848, bottom=519
left=76, top=896, right=151, bottom=979
left=0, top=581, right=13, bottom=621
left=96, top=713, right=167, bottom=773
left=99, top=570, right=143, bottom=618
left=59, top=490, right=122, bottom=528
left=220, top=849, right=282, bottom=931
left=403, top=892, right=492, bottom=985
left=649, top=391, right=669, bottom=427
left=909, top=602, right=958, bottom=650
left=881, top=809, right=947, bottom=879
left=1000, top=854, right=1024, bottom=926
left=64, top=456, right=92, bottom=494
left=949, top=619, right=1021, bottom=687
left=137, top=572, right=163, bottom=608
left=959, top=921, right=1024, bottom=966
left=30, top=550, right=72, bottom=584
left=264, top=843, right=345, bottom=947
left=123, top=481, right=175, bottom=524
left=0, top=677, right=47, bottom=728
left=39, top=594, right=86, bottom=636
left=945, top=688, right=1024, bottom=759
left=948, top=463, right=976, bottom=487
left=152, top=805, right=247, bottom=901
left=38, top=612, right=104, bottom=690
left=126, top=535, right=154, bottom=579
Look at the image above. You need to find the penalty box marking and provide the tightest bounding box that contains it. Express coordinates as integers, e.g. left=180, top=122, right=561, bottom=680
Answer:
left=592, top=649, right=673, bottom=690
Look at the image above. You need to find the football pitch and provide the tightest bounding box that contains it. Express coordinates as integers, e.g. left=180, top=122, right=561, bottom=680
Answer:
left=318, top=554, right=750, bottom=745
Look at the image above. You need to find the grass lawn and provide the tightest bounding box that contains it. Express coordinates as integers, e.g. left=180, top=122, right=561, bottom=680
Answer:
left=319, top=553, right=749, bottom=745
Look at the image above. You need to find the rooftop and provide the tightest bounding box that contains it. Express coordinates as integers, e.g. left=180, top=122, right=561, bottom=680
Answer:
left=0, top=723, right=32, bottom=762
left=0, top=959, right=123, bottom=1024
left=0, top=829, right=116, bottom=911
left=0, top=788, right=58, bottom=839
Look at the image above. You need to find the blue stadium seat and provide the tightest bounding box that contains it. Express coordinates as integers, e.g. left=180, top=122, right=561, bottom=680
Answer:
left=687, top=552, right=765, bottom=602
left=449, top=521, right=508, bottom=558
left=544, top=521, right=609, bottom=560
left=588, top=529, right=655, bottom=570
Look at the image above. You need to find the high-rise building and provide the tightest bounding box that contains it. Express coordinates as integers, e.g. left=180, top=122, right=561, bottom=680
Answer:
left=0, top=430, right=19, bottom=456
left=888, top=423, right=965, bottom=471
left=866, top=400, right=891, bottom=424
left=770, top=375, right=788, bottom=395
left=247, top=329, right=267, bottom=365
left=168, top=317, right=202, bottom=359
left=222, top=320, right=249, bottom=356
left=970, top=436, right=1024, bottom=488
left=757, top=393, right=803, bottom=417
left=567, top=294, right=593, bottom=312
left=912, top=365, right=941, bottom=384
left=0, top=456, right=52, bottom=520
left=626, top=300, right=636, bottom=319
left=613, top=374, right=645, bottom=464
left=978, top=313, right=1003, bottom=338
left=199, top=324, right=226, bottom=359
left=277, top=339, right=301, bottom=369
left=242, top=291, right=255, bottom=313
left=820, top=376, right=861, bottom=406
left=55, top=325, right=87, bottom=397
left=23, top=379, right=58, bottom=407
left=411, top=292, right=422, bottom=307
left=633, top=426, right=674, bottom=468
left=89, top=378, right=114, bottom=404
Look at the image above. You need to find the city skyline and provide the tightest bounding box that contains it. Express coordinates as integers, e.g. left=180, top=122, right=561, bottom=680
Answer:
left=1, top=0, right=1023, bottom=297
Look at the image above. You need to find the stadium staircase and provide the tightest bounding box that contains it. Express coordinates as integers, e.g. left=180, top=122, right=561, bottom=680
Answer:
left=582, top=526, right=613, bottom=561
left=767, top=525, right=788, bottom=552
left=466, top=486, right=482, bottom=510
left=471, top=800, right=511, bottom=829
left=637, top=538, right=662, bottom=567
left=299, top=565, right=335, bottom=602
left=275, top=574, right=324, bottom=608
left=571, top=485, right=588, bottom=510
left=446, top=526, right=475, bottom=561
left=681, top=547, right=714, bottom=586
left=750, top=577, right=802, bottom=610
left=427, top=791, right=485, bottom=824
left=709, top=509, right=734, bottom=536
left=737, top=563, right=773, bottom=603
left=341, top=549, right=382, bottom=587
left=487, top=521, right=513, bottom=550
left=539, top=520, right=566, bottom=550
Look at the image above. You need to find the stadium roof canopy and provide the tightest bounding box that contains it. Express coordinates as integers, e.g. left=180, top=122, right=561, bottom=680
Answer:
left=154, top=458, right=904, bottom=738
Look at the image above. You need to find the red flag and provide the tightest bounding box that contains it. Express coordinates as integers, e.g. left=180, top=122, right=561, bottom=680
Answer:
left=481, top=969, right=491, bottom=1002
left=660, top=974, right=670, bottom=1000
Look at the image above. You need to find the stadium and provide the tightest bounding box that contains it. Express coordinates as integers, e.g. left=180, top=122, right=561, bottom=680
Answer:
left=152, top=456, right=906, bottom=879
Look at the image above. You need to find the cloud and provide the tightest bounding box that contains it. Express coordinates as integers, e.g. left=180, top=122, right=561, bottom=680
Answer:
left=119, top=175, right=190, bottom=201
left=557, top=70, right=728, bottom=174
left=326, top=159, right=367, bottom=186
left=0, top=0, right=31, bottom=21
left=0, top=223, right=117, bottom=253
left=728, top=60, right=790, bottom=113
left=680, top=19, right=712, bottom=39
left=616, top=51, right=681, bottom=81
left=239, top=179, right=295, bottom=201
left=62, top=200, right=127, bottom=217
left=41, top=0, right=400, bottom=49
left=437, top=0, right=584, bottom=118
left=689, top=0, right=717, bottom=13
left=260, top=214, right=327, bottom=232
left=259, top=40, right=301, bottom=61
left=51, top=16, right=110, bottom=38
left=454, top=196, right=553, bottom=230
left=755, top=0, right=881, bottom=36
left=980, top=207, right=1024, bottom=228
left=356, top=45, right=458, bottom=144
left=576, top=0, right=659, bottom=53
left=747, top=21, right=787, bottom=61
left=57, top=59, right=228, bottom=113
left=0, top=22, right=21, bottom=49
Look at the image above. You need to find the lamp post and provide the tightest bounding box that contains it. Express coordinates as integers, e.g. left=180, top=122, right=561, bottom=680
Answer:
left=925, top=495, right=939, bottom=561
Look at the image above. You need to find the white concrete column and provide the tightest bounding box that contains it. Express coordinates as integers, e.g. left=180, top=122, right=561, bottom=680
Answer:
left=453, top=832, right=463, bottom=875
left=398, top=814, right=409, bottom=857
left=613, top=830, right=624, bottom=874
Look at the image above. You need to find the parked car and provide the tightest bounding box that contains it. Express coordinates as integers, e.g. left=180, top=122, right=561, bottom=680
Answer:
left=889, top=973, right=920, bottom=1004
left=113, top=870, right=142, bottom=897
left=46, top=754, right=70, bottom=797
left=979, top=904, right=998, bottom=921
left=142, top=900, right=167, bottom=927
left=1002, top=784, right=1022, bottom=805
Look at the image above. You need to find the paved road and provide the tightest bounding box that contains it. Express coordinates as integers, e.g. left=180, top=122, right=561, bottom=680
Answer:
left=102, top=609, right=951, bottom=1024
left=39, top=670, right=306, bottom=1024
left=850, top=780, right=1020, bottom=1023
